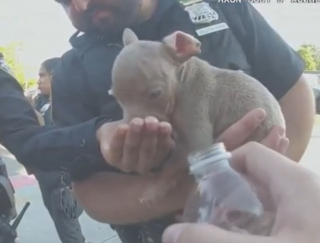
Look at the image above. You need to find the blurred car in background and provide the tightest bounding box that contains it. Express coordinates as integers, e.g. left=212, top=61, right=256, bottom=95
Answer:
left=313, top=87, right=320, bottom=114
left=303, top=71, right=320, bottom=115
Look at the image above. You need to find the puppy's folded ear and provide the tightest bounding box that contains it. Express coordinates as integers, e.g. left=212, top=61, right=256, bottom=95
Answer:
left=123, top=28, right=139, bottom=46
left=162, top=31, right=201, bottom=63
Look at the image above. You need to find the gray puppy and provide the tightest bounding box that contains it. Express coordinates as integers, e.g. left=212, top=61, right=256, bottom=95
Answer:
left=111, top=29, right=285, bottom=203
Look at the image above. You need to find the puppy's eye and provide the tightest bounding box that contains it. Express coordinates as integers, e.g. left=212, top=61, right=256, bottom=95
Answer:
left=148, top=88, right=162, bottom=99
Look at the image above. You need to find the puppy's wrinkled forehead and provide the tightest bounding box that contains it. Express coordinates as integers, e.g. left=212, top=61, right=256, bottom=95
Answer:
left=112, top=41, right=173, bottom=88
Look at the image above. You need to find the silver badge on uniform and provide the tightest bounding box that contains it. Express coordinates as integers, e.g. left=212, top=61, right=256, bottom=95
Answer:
left=185, top=2, right=219, bottom=25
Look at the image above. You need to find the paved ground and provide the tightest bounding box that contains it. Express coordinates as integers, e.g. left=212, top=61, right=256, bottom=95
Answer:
left=2, top=117, right=320, bottom=243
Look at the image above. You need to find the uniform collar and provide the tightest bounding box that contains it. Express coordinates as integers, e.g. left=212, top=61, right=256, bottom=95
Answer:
left=70, top=0, right=176, bottom=50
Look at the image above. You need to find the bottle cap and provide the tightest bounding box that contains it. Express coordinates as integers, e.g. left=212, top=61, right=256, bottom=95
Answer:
left=188, top=143, right=232, bottom=173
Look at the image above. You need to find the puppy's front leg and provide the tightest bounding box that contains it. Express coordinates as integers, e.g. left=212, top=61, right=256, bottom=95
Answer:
left=179, top=118, right=214, bottom=154
left=173, top=100, right=214, bottom=153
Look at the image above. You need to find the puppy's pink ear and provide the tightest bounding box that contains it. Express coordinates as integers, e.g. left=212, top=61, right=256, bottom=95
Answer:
left=162, top=31, right=201, bottom=62
left=123, top=28, right=139, bottom=46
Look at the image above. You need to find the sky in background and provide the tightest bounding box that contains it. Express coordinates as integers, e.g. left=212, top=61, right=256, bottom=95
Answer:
left=0, top=0, right=320, bottom=78
left=0, top=0, right=75, bottom=78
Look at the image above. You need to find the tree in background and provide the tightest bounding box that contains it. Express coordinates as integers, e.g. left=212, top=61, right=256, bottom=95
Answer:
left=309, top=44, right=320, bottom=70
left=298, top=44, right=316, bottom=71
left=297, top=44, right=320, bottom=71
left=0, top=42, right=36, bottom=90
left=0, top=42, right=25, bottom=83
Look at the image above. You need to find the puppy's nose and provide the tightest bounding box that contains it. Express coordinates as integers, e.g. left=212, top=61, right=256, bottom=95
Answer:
left=72, top=0, right=90, bottom=12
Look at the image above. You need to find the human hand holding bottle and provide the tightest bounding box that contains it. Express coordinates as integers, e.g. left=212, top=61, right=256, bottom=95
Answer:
left=163, top=142, right=320, bottom=243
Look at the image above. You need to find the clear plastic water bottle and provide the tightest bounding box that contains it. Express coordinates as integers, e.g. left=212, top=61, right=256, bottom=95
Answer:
left=182, top=143, right=272, bottom=235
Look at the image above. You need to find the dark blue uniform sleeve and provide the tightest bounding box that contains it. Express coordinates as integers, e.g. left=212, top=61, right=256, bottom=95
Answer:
left=0, top=68, right=107, bottom=171
left=50, top=50, right=123, bottom=180
left=51, top=50, right=99, bottom=126
left=221, top=1, right=305, bottom=100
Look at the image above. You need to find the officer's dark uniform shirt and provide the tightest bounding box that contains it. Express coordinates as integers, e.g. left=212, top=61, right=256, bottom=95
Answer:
left=0, top=67, right=107, bottom=171
left=52, top=0, right=304, bottom=181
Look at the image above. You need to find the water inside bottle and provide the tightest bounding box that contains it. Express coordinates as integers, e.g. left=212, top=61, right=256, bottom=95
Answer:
left=182, top=143, right=274, bottom=236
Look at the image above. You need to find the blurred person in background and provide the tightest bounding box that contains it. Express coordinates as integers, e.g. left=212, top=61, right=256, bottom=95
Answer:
left=34, top=58, right=57, bottom=126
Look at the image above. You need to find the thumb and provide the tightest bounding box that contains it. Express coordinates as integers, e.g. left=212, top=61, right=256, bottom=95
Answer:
left=162, top=223, right=271, bottom=243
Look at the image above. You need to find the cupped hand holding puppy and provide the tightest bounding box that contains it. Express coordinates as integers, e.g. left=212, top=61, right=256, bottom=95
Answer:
left=97, top=108, right=288, bottom=174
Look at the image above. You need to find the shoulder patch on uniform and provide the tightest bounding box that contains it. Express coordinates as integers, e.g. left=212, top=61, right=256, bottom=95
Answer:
left=185, top=1, right=219, bottom=25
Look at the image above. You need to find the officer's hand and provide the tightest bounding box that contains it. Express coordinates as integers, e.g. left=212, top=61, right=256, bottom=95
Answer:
left=98, top=117, right=174, bottom=174
left=173, top=110, right=288, bottom=222
left=98, top=108, right=287, bottom=174
left=216, top=108, right=288, bottom=154
left=163, top=142, right=320, bottom=243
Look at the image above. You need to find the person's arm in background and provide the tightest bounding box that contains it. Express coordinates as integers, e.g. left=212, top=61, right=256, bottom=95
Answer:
left=221, top=1, right=315, bottom=162
left=0, top=68, right=109, bottom=171
left=279, top=76, right=315, bottom=162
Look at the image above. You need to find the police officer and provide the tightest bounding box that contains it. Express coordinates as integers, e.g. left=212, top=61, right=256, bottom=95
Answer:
left=51, top=0, right=315, bottom=242
left=0, top=65, right=127, bottom=179
left=0, top=64, right=124, bottom=242
left=0, top=156, right=17, bottom=243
